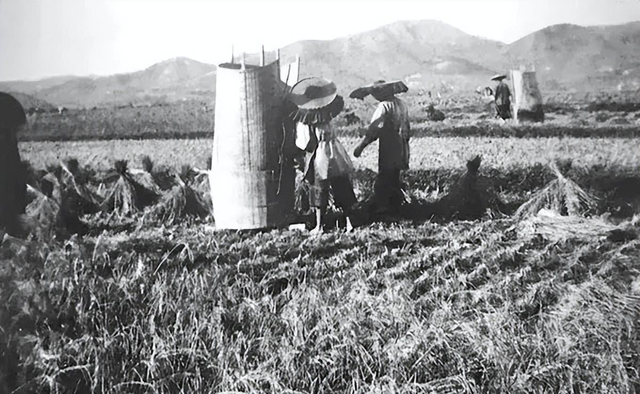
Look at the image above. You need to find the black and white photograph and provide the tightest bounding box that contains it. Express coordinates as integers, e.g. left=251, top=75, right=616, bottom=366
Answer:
left=1, top=0, right=640, bottom=392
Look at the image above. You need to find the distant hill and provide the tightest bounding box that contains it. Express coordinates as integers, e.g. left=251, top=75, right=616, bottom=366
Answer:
left=504, top=21, right=640, bottom=91
left=38, top=57, right=216, bottom=107
left=1, top=76, right=80, bottom=95
left=1, top=57, right=216, bottom=107
left=6, top=91, right=56, bottom=111
left=1, top=20, right=639, bottom=108
left=275, top=20, right=504, bottom=91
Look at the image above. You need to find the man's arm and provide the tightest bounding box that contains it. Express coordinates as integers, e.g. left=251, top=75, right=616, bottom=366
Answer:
left=353, top=128, right=378, bottom=158
left=354, top=104, right=385, bottom=158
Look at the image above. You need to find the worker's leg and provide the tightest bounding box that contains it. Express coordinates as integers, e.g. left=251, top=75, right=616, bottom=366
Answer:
left=388, top=169, right=404, bottom=209
left=330, top=176, right=357, bottom=231
left=309, top=179, right=330, bottom=234
left=373, top=170, right=392, bottom=213
left=374, top=169, right=404, bottom=213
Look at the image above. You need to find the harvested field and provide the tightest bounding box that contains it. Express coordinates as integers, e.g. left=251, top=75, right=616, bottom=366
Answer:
left=4, top=12, right=640, bottom=393
left=4, top=101, right=640, bottom=393
left=17, top=94, right=640, bottom=141
left=20, top=136, right=640, bottom=172
left=2, top=215, right=639, bottom=393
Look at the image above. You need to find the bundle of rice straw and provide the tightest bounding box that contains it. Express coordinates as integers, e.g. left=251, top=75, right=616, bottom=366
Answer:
left=140, top=155, right=174, bottom=190
left=149, top=165, right=210, bottom=225
left=43, top=164, right=64, bottom=201
left=433, top=155, right=506, bottom=220
left=45, top=163, right=64, bottom=183
left=59, top=159, right=101, bottom=215
left=191, top=167, right=213, bottom=214
left=517, top=208, right=636, bottom=243
left=128, top=168, right=162, bottom=196
left=22, top=160, right=46, bottom=206
left=63, top=158, right=97, bottom=187
left=22, top=160, right=39, bottom=187
left=34, top=167, right=89, bottom=236
left=101, top=160, right=159, bottom=219
left=25, top=176, right=65, bottom=240
left=515, top=161, right=596, bottom=220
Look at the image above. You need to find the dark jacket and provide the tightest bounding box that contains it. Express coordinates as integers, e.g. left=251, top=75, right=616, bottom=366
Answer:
left=494, top=81, right=511, bottom=106
left=0, top=92, right=27, bottom=236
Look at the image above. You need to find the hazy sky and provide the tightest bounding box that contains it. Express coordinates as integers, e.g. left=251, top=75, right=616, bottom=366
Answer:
left=0, top=0, right=638, bottom=81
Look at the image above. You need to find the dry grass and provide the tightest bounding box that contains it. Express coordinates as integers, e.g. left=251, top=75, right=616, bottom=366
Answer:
left=1, top=217, right=638, bottom=393
left=5, top=120, right=640, bottom=392
left=149, top=165, right=211, bottom=225
left=515, top=161, right=598, bottom=219
left=101, top=160, right=159, bottom=219
left=24, top=181, right=63, bottom=240
left=517, top=208, right=639, bottom=243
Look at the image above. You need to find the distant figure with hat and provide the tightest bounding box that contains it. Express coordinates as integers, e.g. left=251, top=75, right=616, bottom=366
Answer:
left=350, top=80, right=411, bottom=213
left=288, top=77, right=357, bottom=234
left=0, top=92, right=28, bottom=238
left=491, top=74, right=512, bottom=120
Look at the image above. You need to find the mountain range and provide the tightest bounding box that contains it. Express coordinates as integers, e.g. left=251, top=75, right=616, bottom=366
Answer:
left=2, top=20, right=639, bottom=108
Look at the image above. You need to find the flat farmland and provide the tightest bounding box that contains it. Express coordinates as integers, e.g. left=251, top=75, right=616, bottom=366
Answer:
left=5, top=132, right=640, bottom=394
left=19, top=136, right=640, bottom=172
left=6, top=102, right=640, bottom=393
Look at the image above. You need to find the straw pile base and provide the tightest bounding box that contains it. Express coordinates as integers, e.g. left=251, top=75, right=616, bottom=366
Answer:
left=151, top=183, right=210, bottom=225
left=518, top=209, right=638, bottom=243
left=515, top=162, right=596, bottom=220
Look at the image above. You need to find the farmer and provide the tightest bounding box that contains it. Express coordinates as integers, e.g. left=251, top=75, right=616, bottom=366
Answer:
left=350, top=80, right=411, bottom=213
left=492, top=74, right=512, bottom=120
left=288, top=77, right=357, bottom=234
left=0, top=92, right=28, bottom=238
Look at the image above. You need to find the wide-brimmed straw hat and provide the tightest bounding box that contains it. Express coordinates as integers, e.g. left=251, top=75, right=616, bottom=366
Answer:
left=491, top=74, right=507, bottom=81
left=349, top=80, right=408, bottom=100
left=288, top=77, right=344, bottom=125
left=289, top=77, right=338, bottom=110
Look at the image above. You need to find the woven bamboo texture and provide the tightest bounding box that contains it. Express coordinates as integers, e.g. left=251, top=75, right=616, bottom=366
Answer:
left=511, top=70, right=544, bottom=122
left=210, top=60, right=295, bottom=229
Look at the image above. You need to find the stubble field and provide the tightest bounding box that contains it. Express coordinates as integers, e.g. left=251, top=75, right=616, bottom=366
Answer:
left=18, top=136, right=640, bottom=173
left=2, top=99, right=640, bottom=393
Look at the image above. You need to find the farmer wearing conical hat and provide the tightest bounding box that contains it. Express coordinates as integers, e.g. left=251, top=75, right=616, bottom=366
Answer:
left=0, top=92, right=28, bottom=238
left=351, top=80, right=411, bottom=213
left=491, top=74, right=512, bottom=120
left=289, top=77, right=357, bottom=234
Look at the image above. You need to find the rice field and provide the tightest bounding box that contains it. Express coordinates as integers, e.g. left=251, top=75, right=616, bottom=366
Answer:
left=4, top=106, right=640, bottom=393
left=2, top=215, right=640, bottom=393
left=19, top=92, right=640, bottom=141
left=19, top=136, right=640, bottom=172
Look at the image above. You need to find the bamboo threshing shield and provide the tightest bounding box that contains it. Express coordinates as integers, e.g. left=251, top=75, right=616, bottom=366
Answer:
left=510, top=70, right=544, bottom=123
left=210, top=60, right=295, bottom=229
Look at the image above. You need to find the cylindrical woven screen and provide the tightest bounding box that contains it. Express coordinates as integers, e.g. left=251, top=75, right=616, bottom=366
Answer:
left=210, top=60, right=295, bottom=229
left=511, top=70, right=545, bottom=122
